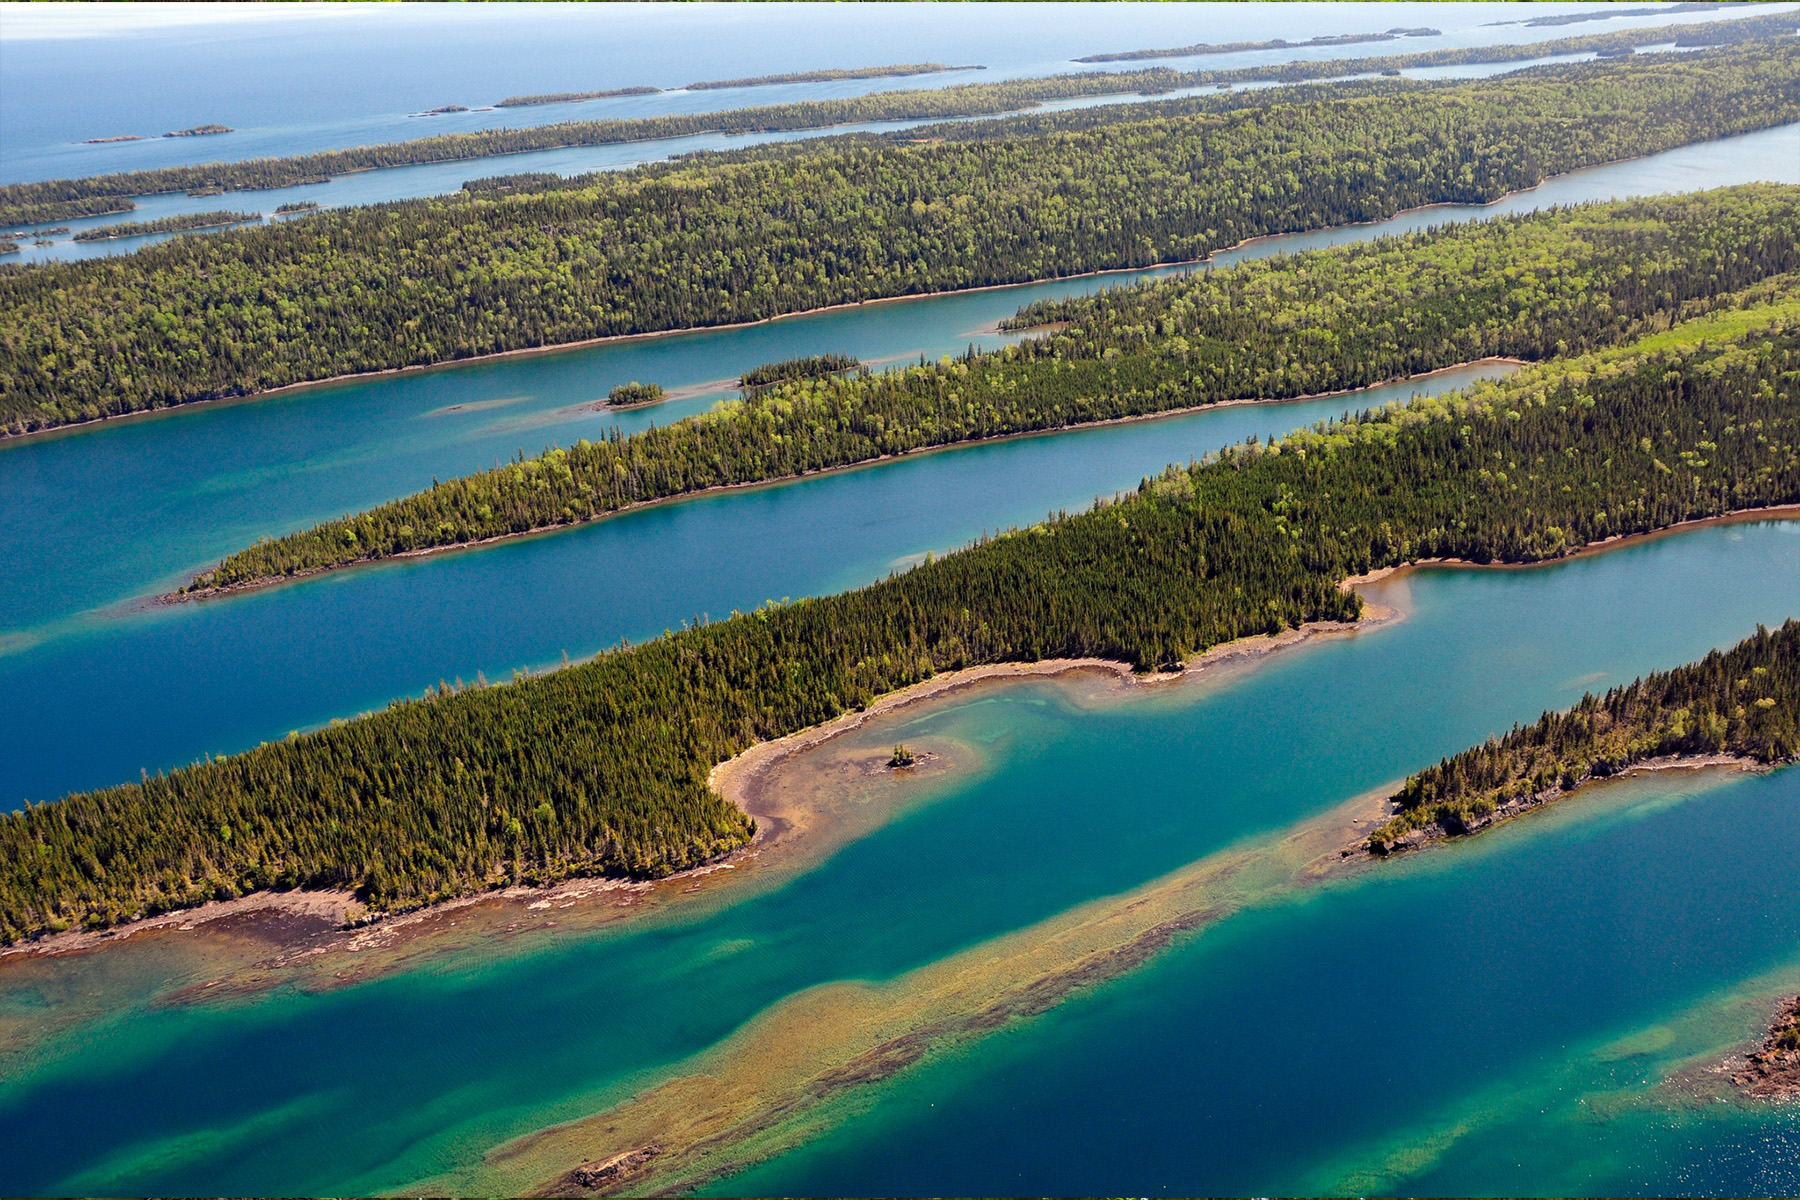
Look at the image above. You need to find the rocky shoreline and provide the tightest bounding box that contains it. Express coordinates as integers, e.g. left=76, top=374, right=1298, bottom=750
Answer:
left=1362, top=753, right=1768, bottom=858
left=1737, top=994, right=1800, bottom=1098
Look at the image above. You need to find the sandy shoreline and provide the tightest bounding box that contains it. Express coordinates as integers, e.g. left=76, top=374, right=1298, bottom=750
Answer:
left=0, top=605, right=1395, bottom=971
left=168, top=356, right=1523, bottom=603
left=10, top=506, right=1797, bottom=971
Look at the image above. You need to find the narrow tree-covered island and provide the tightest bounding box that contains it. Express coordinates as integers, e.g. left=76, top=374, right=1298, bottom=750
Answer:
left=68, top=209, right=260, bottom=241
left=179, top=187, right=1800, bottom=592
left=1370, top=621, right=1800, bottom=854
left=3, top=301, right=1795, bottom=943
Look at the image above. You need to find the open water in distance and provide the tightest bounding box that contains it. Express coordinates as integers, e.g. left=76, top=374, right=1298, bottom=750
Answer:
left=2, top=518, right=1796, bottom=1195
left=1, top=124, right=1795, bottom=806
left=2, top=46, right=1686, bottom=265
left=6, top=3, right=1781, bottom=184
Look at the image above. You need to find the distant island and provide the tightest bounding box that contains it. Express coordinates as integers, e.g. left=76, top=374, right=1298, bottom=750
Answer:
left=273, top=201, right=321, bottom=215
left=1495, top=2, right=1726, bottom=28
left=411, top=105, right=469, bottom=117
left=493, top=65, right=983, bottom=110
left=1076, top=27, right=1438, bottom=64
left=163, top=124, right=233, bottom=138
left=495, top=86, right=661, bottom=109
left=2, top=9, right=1789, bottom=231
left=0, top=239, right=18, bottom=255
left=686, top=63, right=983, bottom=90
left=83, top=135, right=142, bottom=144
left=72, top=210, right=260, bottom=242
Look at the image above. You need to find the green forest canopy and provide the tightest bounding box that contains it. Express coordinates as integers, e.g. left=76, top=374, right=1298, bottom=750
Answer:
left=2, top=9, right=1787, bottom=227
left=3, top=38, right=1799, bottom=435
left=182, top=186, right=1800, bottom=591
left=3, top=303, right=1796, bottom=943
left=1375, top=619, right=1800, bottom=850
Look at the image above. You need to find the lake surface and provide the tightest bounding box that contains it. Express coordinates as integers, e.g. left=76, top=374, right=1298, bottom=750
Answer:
left=3, top=516, right=1795, bottom=1196
left=5, top=1, right=1793, bottom=261
left=2, top=124, right=1796, bottom=808
left=6, top=3, right=1780, bottom=183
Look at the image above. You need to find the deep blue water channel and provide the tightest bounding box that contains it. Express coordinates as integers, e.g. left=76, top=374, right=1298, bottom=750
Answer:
left=2, top=125, right=1794, bottom=807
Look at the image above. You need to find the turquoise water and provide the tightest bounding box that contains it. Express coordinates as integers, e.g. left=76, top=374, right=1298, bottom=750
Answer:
left=1, top=516, right=1794, bottom=1196
left=3, top=125, right=1793, bottom=808
left=728, top=763, right=1800, bottom=1197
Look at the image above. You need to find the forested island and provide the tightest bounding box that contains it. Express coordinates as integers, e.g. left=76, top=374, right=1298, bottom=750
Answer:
left=740, top=352, right=862, bottom=392
left=496, top=85, right=661, bottom=108
left=163, top=124, right=232, bottom=138
left=273, top=201, right=320, bottom=215
left=0, top=240, right=17, bottom=255
left=686, top=63, right=981, bottom=90
left=1, top=290, right=1795, bottom=942
left=1369, top=621, right=1800, bottom=854
left=0, top=9, right=1789, bottom=228
left=69, top=210, right=260, bottom=242
left=495, top=65, right=978, bottom=110
left=179, top=187, right=1800, bottom=592
left=1075, top=27, right=1439, bottom=63
left=1498, top=2, right=1726, bottom=27
left=5, top=38, right=1798, bottom=436
left=606, top=382, right=665, bottom=408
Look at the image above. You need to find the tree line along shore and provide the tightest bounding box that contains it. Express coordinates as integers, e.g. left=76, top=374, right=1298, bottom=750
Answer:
left=68, top=210, right=260, bottom=242
left=2, top=284, right=1797, bottom=943
left=5, top=6, right=1787, bottom=232
left=4, top=34, right=1800, bottom=437
left=178, top=186, right=1800, bottom=592
left=1074, top=25, right=1439, bottom=63
left=1371, top=619, right=1800, bottom=854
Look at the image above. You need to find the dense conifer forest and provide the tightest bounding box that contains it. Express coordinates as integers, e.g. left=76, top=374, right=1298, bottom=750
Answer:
left=3, top=9, right=1788, bottom=230
left=739, top=353, right=862, bottom=391
left=3, top=306, right=1796, bottom=943
left=1374, top=620, right=1800, bottom=850
left=3, top=37, right=1797, bottom=436
left=182, top=188, right=1800, bottom=591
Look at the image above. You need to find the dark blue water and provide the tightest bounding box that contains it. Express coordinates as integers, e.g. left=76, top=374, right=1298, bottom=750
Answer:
left=0, top=367, right=1494, bottom=808
left=3, top=125, right=1794, bottom=808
